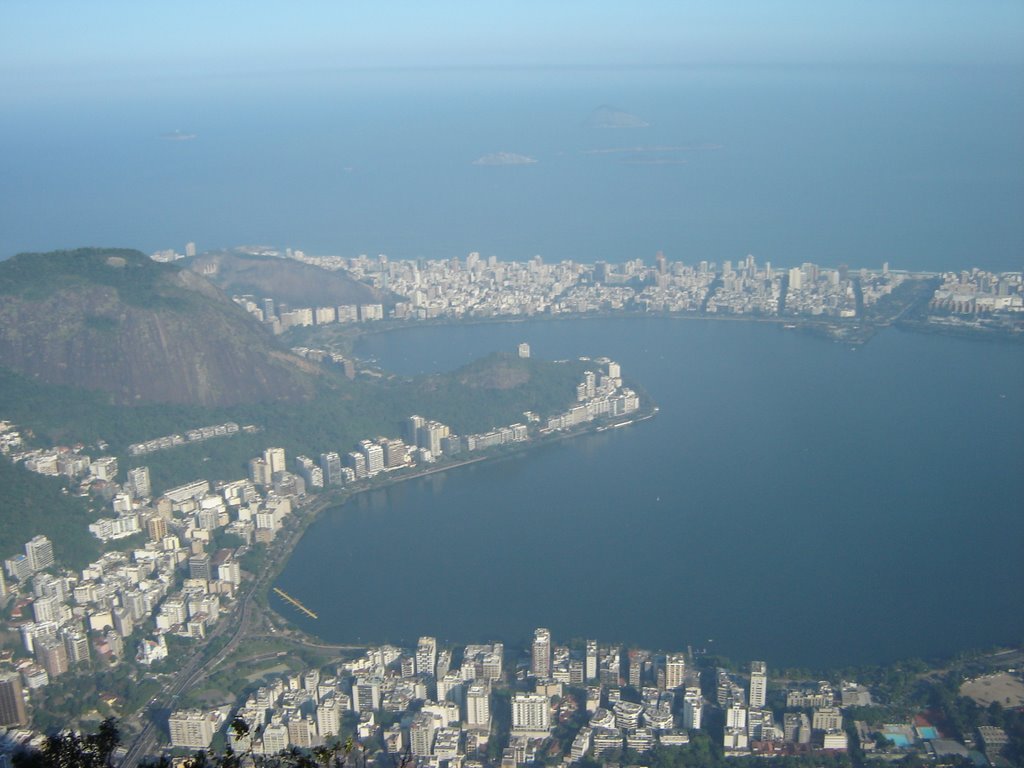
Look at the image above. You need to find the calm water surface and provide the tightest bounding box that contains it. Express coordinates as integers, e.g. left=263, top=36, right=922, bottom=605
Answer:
left=3, top=66, right=1022, bottom=271
left=275, top=318, right=1024, bottom=668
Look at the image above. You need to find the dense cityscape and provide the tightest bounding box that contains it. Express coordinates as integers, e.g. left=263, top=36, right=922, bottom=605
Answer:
left=1, top=248, right=1022, bottom=766
left=1, top=332, right=1022, bottom=766
left=167, top=246, right=1024, bottom=338
left=4, top=0, right=1023, bottom=766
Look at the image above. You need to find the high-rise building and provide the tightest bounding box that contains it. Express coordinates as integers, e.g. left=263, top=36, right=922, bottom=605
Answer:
left=436, top=672, right=462, bottom=706
left=436, top=649, right=452, bottom=680
left=749, top=661, right=767, bottom=709
left=346, top=452, right=367, bottom=479
left=36, top=638, right=69, bottom=678
left=409, top=712, right=439, bottom=756
left=466, top=683, right=491, bottom=728
left=352, top=676, right=381, bottom=712
left=531, top=628, right=552, bottom=679
left=249, top=457, right=272, bottom=486
left=628, top=649, right=648, bottom=688
left=317, top=695, right=343, bottom=738
left=421, top=421, right=450, bottom=455
left=319, top=452, right=343, bottom=485
left=361, top=441, right=384, bottom=476
left=584, top=640, right=598, bottom=681
left=25, top=535, right=55, bottom=573
left=147, top=515, right=169, bottom=542
left=511, top=693, right=551, bottom=734
left=264, top=447, right=286, bottom=475
left=127, top=466, right=152, bottom=499
left=812, top=706, right=843, bottom=732
left=381, top=439, right=408, bottom=469
left=185, top=242, right=197, bottom=258
left=683, top=687, right=703, bottom=730
left=726, top=703, right=747, bottom=731
left=169, top=710, right=218, bottom=749
left=189, top=553, right=212, bottom=581
left=406, top=415, right=426, bottom=445
left=788, top=267, right=803, bottom=291
left=63, top=630, right=91, bottom=665
left=0, top=671, right=28, bottom=726
left=416, top=636, right=437, bottom=677
left=5, top=554, right=32, bottom=582
left=295, top=456, right=323, bottom=488
left=32, top=594, right=62, bottom=623
left=665, top=653, right=686, bottom=690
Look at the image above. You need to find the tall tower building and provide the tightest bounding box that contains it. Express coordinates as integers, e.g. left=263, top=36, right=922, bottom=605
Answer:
left=749, top=661, right=767, bottom=709
left=25, top=535, right=55, bottom=572
left=409, top=712, right=439, bottom=757
left=127, top=466, right=151, bottom=499
left=406, top=415, right=426, bottom=445
left=361, top=441, right=384, bottom=476
left=466, top=683, right=491, bottom=729
left=249, top=457, right=272, bottom=486
left=585, top=640, right=598, bottom=681
left=0, top=671, right=28, bottom=726
left=416, top=636, right=437, bottom=678
left=264, top=447, right=286, bottom=475
left=36, top=638, right=69, bottom=678
left=320, top=452, right=343, bottom=485
left=146, top=516, right=168, bottom=542
left=683, top=687, right=703, bottom=730
left=665, top=654, right=686, bottom=690
left=531, top=628, right=551, bottom=679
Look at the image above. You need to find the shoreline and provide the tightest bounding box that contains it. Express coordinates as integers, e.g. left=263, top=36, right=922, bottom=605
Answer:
left=320, top=307, right=1022, bottom=359
left=260, top=404, right=659, bottom=642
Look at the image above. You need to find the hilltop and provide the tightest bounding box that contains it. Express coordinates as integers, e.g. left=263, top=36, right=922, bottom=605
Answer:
left=187, top=250, right=391, bottom=308
left=0, top=249, right=314, bottom=407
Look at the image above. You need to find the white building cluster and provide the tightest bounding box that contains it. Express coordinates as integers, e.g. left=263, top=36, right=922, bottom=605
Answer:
left=232, top=293, right=386, bottom=335
left=127, top=421, right=248, bottom=457
left=930, top=269, right=1024, bottom=314
left=198, top=628, right=863, bottom=766
left=0, top=427, right=301, bottom=704
left=543, top=360, right=640, bottom=433
left=262, top=249, right=924, bottom=323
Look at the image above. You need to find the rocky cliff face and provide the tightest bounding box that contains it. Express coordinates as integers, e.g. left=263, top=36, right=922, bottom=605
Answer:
left=0, top=249, right=314, bottom=406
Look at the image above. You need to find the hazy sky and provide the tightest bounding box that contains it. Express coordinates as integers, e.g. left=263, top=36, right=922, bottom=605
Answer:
left=2, top=0, right=1022, bottom=96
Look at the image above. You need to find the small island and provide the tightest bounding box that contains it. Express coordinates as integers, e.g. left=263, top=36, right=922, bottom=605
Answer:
left=472, top=151, right=538, bottom=166
left=586, top=104, right=651, bottom=129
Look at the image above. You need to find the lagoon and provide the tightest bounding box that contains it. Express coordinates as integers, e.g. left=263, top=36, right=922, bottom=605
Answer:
left=275, top=318, right=1024, bottom=669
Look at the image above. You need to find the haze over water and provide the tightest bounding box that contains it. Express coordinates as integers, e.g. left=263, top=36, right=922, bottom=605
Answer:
left=276, top=319, right=1024, bottom=669
left=2, top=65, right=1022, bottom=273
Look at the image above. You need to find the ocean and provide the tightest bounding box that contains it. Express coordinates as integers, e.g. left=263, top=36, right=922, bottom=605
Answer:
left=2, top=65, right=1022, bottom=273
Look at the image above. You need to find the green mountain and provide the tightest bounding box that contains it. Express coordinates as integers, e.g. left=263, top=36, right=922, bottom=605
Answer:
left=0, top=250, right=593, bottom=559
left=0, top=248, right=314, bottom=407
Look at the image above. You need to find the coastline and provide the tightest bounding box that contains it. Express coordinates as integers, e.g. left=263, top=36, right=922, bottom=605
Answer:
left=260, top=401, right=660, bottom=643
left=324, top=307, right=1022, bottom=361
